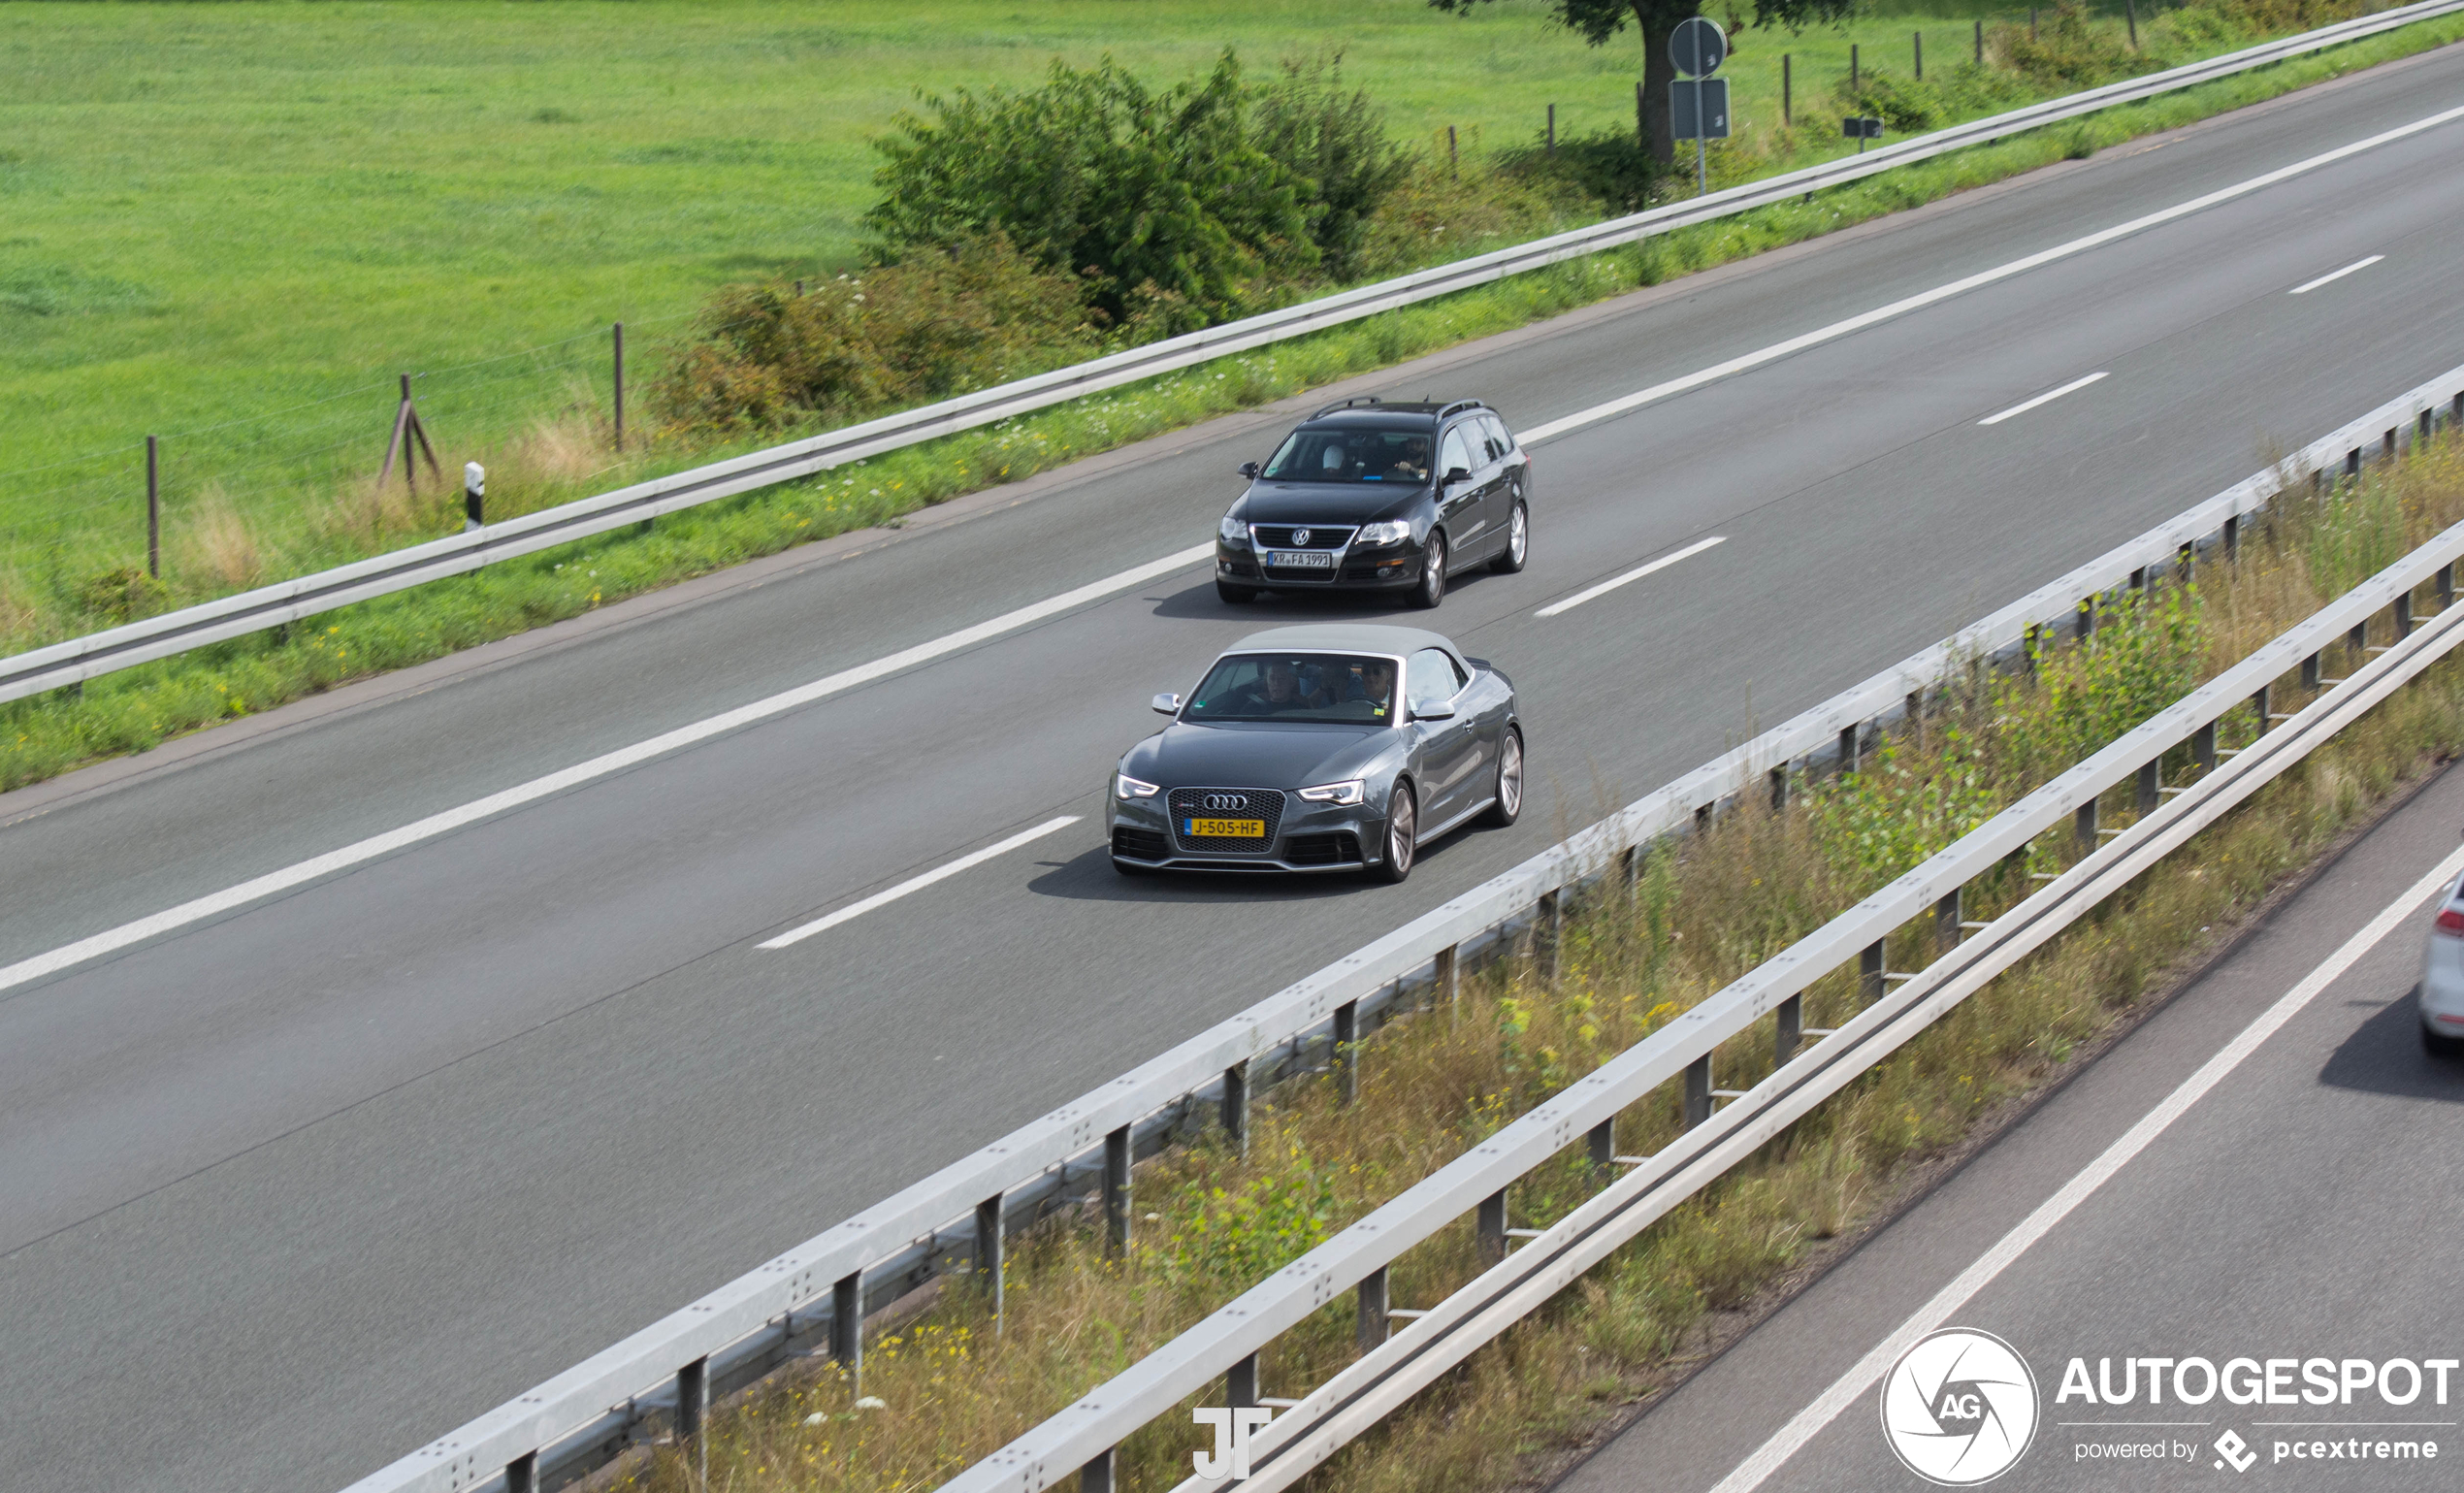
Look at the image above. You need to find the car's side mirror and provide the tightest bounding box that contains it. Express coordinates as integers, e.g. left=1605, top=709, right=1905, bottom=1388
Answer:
left=1237, top=461, right=1261, bottom=479
left=1443, top=467, right=1472, bottom=486
left=1151, top=693, right=1183, bottom=715
left=1411, top=701, right=1456, bottom=723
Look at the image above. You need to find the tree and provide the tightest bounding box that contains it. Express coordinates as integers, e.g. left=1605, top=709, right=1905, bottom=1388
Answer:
left=1431, top=0, right=1854, bottom=173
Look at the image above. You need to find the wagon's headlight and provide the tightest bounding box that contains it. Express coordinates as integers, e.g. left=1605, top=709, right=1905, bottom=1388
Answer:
left=1218, top=510, right=1248, bottom=543
left=1116, top=772, right=1162, bottom=800
left=1355, top=520, right=1410, bottom=547
left=1297, top=779, right=1366, bottom=805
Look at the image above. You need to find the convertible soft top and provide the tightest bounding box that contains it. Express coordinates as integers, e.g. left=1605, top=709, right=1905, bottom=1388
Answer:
left=1222, top=624, right=1463, bottom=665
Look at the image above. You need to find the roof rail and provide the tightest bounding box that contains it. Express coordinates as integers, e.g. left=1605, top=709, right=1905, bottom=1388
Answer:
left=1309, top=396, right=1384, bottom=420
left=1436, top=398, right=1487, bottom=422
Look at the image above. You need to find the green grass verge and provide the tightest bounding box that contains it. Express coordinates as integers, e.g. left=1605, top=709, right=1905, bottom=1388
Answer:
left=595, top=435, right=2464, bottom=1493
left=5, top=11, right=2459, bottom=794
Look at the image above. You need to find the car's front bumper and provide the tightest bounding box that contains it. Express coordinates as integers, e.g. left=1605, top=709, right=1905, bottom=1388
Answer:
left=1108, top=792, right=1387, bottom=873
left=1216, top=542, right=1425, bottom=591
left=2419, top=927, right=2464, bottom=1036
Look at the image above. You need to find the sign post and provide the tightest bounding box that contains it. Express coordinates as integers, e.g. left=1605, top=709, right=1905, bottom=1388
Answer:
left=1669, top=16, right=1730, bottom=198
left=1842, top=114, right=1884, bottom=153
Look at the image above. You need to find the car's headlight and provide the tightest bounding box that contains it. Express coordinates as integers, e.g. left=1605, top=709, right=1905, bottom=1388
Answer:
left=1297, top=779, right=1366, bottom=805
left=1218, top=511, right=1248, bottom=543
left=1354, top=520, right=1411, bottom=547
left=1116, top=772, right=1162, bottom=800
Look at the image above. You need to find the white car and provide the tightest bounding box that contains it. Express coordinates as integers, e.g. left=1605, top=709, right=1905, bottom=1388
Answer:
left=2418, top=870, right=2464, bottom=1055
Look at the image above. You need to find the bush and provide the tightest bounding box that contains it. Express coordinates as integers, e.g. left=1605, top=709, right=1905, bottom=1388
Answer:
left=1498, top=128, right=1662, bottom=214
left=1994, top=2, right=2163, bottom=88
left=75, top=565, right=170, bottom=624
left=865, top=51, right=1319, bottom=330
left=652, top=235, right=1095, bottom=436
left=1250, top=54, right=1416, bottom=282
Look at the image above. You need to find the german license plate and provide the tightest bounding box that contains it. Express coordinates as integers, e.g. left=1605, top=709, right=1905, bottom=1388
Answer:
left=1266, top=550, right=1334, bottom=568
left=1185, top=817, right=1266, bottom=838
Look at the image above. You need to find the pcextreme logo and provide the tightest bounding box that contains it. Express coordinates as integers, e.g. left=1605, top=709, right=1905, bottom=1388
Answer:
left=1881, top=1328, right=2042, bottom=1485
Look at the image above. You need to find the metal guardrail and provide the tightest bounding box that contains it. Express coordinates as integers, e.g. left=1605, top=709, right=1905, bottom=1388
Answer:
left=339, top=358, right=2464, bottom=1493
left=16, top=0, right=2462, bottom=711
left=955, top=437, right=2464, bottom=1493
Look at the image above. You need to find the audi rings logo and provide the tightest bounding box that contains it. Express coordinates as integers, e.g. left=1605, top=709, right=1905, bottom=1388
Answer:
left=1881, top=1328, right=2040, bottom=1485
left=1202, top=794, right=1248, bottom=812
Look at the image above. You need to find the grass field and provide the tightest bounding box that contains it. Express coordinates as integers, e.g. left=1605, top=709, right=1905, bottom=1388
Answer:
left=0, top=0, right=2085, bottom=589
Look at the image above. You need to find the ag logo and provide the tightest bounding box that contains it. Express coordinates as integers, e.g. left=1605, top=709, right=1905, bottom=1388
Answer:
left=1880, top=1328, right=2039, bottom=1485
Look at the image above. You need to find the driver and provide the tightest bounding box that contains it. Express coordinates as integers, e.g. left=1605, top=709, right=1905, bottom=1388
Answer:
left=1383, top=436, right=1431, bottom=483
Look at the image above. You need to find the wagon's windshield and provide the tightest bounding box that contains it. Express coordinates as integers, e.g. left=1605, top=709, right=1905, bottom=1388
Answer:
left=1183, top=653, right=1396, bottom=724
left=1261, top=427, right=1432, bottom=484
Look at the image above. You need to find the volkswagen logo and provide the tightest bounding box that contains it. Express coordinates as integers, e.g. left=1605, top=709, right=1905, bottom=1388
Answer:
left=1202, top=794, right=1248, bottom=812
left=1291, top=528, right=1312, bottom=546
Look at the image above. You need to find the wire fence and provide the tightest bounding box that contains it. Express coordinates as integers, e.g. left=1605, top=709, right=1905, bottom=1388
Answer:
left=0, top=306, right=712, bottom=638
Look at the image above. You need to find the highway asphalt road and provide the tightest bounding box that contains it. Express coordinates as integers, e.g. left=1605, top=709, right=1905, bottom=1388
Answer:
left=1554, top=743, right=2464, bottom=1493
left=4, top=40, right=2464, bottom=1493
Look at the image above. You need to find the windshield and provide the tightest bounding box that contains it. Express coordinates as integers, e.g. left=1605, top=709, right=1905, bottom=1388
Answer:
left=1183, top=653, right=1398, bottom=725
left=1261, top=427, right=1432, bottom=484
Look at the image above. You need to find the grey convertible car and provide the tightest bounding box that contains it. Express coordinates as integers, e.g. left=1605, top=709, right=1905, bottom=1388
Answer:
left=1108, top=624, right=1521, bottom=881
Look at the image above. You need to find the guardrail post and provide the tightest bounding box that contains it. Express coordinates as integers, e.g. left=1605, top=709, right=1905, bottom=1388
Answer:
left=1477, top=1189, right=1508, bottom=1262
left=1684, top=1055, right=1713, bottom=1128
left=832, top=1272, right=863, bottom=1392
left=1860, top=941, right=1884, bottom=1005
left=1620, top=845, right=1641, bottom=904
left=2253, top=683, right=2271, bottom=736
left=1838, top=722, right=1860, bottom=775
left=976, top=1193, right=1006, bottom=1330
left=2223, top=512, right=2241, bottom=561
left=2075, top=796, right=2098, bottom=854
left=1222, top=1058, right=1249, bottom=1154
left=1768, top=763, right=1789, bottom=811
left=2348, top=620, right=2368, bottom=656
left=1228, top=1352, right=1260, bottom=1410
left=2302, top=652, right=2321, bottom=690
left=1334, top=999, right=1360, bottom=1104
left=2383, top=428, right=2398, bottom=464
left=505, top=1451, right=537, bottom=1493
left=1588, top=1116, right=1616, bottom=1176
left=2077, top=594, right=2096, bottom=640
left=1081, top=1445, right=1116, bottom=1493
left=2453, top=392, right=2463, bottom=428
left=1776, top=993, right=1802, bottom=1062
left=2176, top=540, right=2193, bottom=585
left=2128, top=565, right=2147, bottom=596
left=1695, top=801, right=1713, bottom=833
left=2193, top=721, right=2217, bottom=775
left=1437, top=944, right=1459, bottom=1013
left=2420, top=408, right=2435, bottom=447
left=2397, top=592, right=2415, bottom=639
left=2136, top=760, right=2159, bottom=815
left=1906, top=689, right=1924, bottom=748
left=2440, top=563, right=2455, bottom=610
left=1359, top=1265, right=1391, bottom=1351
left=1935, top=888, right=1962, bottom=952
left=2346, top=447, right=2362, bottom=483
left=677, top=1354, right=709, bottom=1484
left=1537, top=890, right=1562, bottom=989
left=1104, top=1125, right=1132, bottom=1255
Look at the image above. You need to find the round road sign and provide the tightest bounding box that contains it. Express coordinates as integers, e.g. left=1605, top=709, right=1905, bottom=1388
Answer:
left=1670, top=16, right=1728, bottom=77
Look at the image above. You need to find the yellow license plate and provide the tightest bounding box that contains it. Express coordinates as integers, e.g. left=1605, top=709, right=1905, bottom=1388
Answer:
left=1185, top=817, right=1266, bottom=838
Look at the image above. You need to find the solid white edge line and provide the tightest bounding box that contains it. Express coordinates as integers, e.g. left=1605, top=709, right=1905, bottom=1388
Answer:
left=0, top=546, right=1213, bottom=996
left=2289, top=253, right=2385, bottom=294
left=1515, top=104, right=2464, bottom=448
left=758, top=815, right=1081, bottom=949
left=1704, top=840, right=2464, bottom=1493
left=1977, top=371, right=2111, bottom=426
left=1535, top=536, right=1728, bottom=618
